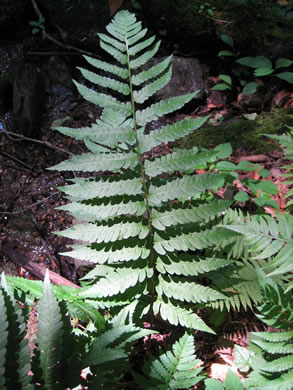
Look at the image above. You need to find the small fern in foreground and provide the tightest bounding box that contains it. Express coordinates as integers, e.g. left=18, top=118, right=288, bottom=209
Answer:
left=0, top=271, right=156, bottom=389
left=50, top=10, right=241, bottom=332
left=134, top=332, right=203, bottom=389
left=245, top=277, right=293, bottom=390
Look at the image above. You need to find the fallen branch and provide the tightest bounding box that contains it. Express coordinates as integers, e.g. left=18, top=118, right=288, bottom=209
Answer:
left=3, top=247, right=80, bottom=288
left=2, top=128, right=73, bottom=156
left=237, top=154, right=268, bottom=163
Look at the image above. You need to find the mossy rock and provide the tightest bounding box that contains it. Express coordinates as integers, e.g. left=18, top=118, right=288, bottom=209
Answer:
left=176, top=108, right=293, bottom=153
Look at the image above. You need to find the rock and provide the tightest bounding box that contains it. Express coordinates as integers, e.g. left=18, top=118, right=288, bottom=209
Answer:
left=150, top=56, right=205, bottom=103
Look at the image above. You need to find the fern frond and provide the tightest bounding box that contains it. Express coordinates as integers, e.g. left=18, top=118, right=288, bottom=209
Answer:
left=56, top=199, right=145, bottom=221
left=83, top=55, right=128, bottom=78
left=77, top=67, right=130, bottom=95
left=132, top=56, right=172, bottom=85
left=73, top=80, right=132, bottom=115
left=262, top=355, right=293, bottom=372
left=57, top=176, right=143, bottom=200
left=53, top=124, right=136, bottom=147
left=154, top=227, right=238, bottom=256
left=36, top=271, right=63, bottom=389
left=152, top=199, right=232, bottom=230
left=136, top=333, right=203, bottom=389
left=154, top=297, right=215, bottom=333
left=134, top=65, right=172, bottom=104
left=60, top=244, right=150, bottom=264
left=156, top=275, right=226, bottom=303
left=223, top=212, right=293, bottom=283
left=149, top=173, right=225, bottom=206
left=49, top=150, right=138, bottom=172
left=56, top=220, right=148, bottom=242
left=136, top=92, right=198, bottom=126
left=145, top=149, right=215, bottom=177
left=256, top=279, right=293, bottom=329
left=156, top=254, right=230, bottom=276
left=84, top=323, right=154, bottom=367
left=208, top=260, right=263, bottom=311
left=129, top=35, right=156, bottom=56
left=80, top=266, right=153, bottom=297
left=0, top=273, right=33, bottom=390
left=98, top=32, right=127, bottom=53
left=130, top=41, right=161, bottom=69
left=139, top=116, right=209, bottom=153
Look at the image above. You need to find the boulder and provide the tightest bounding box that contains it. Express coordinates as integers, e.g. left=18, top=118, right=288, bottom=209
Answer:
left=152, top=56, right=205, bottom=102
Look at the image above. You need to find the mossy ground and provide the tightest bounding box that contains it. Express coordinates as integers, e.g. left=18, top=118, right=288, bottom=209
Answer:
left=176, top=108, right=293, bottom=153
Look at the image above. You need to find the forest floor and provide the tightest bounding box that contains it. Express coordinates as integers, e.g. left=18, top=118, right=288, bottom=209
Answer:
left=0, top=81, right=291, bottom=385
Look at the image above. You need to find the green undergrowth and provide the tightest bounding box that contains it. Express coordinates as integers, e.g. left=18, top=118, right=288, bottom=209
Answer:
left=176, top=108, right=293, bottom=152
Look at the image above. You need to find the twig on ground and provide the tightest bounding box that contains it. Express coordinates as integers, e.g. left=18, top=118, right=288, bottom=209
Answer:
left=30, top=0, right=101, bottom=59
left=0, top=151, right=35, bottom=171
left=2, top=129, right=73, bottom=156
left=0, top=192, right=60, bottom=215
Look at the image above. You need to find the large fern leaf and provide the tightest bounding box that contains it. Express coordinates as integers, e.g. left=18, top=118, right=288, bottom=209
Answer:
left=50, top=10, right=238, bottom=333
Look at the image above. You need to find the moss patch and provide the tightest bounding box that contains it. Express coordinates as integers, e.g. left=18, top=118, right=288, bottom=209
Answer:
left=176, top=108, right=293, bottom=153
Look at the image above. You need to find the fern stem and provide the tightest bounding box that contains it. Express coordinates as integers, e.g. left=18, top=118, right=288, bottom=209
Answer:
left=125, top=37, right=152, bottom=232
left=125, top=34, right=157, bottom=326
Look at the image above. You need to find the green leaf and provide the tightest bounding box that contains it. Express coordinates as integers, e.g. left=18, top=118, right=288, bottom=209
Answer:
left=254, top=68, right=274, bottom=76
left=214, top=143, right=232, bottom=159
left=212, top=83, right=231, bottom=91
left=234, top=345, right=254, bottom=372
left=130, top=41, right=161, bottom=69
left=242, top=81, right=260, bottom=95
left=236, top=56, right=273, bottom=69
left=216, top=161, right=238, bottom=170
left=234, top=191, right=249, bottom=202
left=128, top=35, right=156, bottom=56
left=218, top=50, right=233, bottom=57
left=221, top=34, right=234, bottom=48
left=275, top=58, right=293, bottom=69
left=256, top=181, right=279, bottom=195
left=156, top=276, right=226, bottom=303
left=224, top=369, right=244, bottom=390
left=275, top=72, right=293, bottom=84
left=219, top=74, right=232, bottom=85
left=205, top=378, right=224, bottom=390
